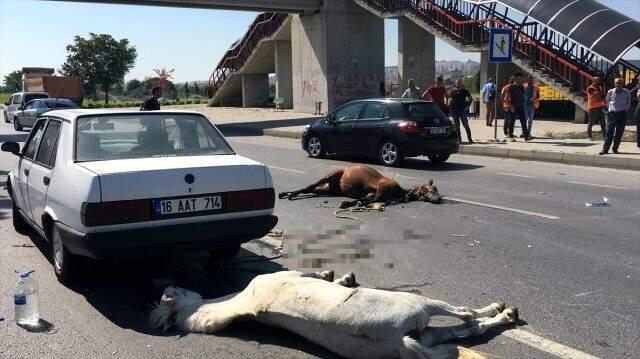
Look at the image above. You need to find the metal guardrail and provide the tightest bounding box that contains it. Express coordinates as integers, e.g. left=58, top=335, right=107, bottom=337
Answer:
left=364, top=0, right=639, bottom=99
left=208, top=13, right=288, bottom=99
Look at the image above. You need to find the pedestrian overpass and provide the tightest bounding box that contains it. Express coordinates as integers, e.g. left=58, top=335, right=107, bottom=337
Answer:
left=51, top=0, right=640, bottom=116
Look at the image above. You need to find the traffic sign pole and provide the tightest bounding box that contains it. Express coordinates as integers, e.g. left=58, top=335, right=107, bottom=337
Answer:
left=494, top=63, right=499, bottom=141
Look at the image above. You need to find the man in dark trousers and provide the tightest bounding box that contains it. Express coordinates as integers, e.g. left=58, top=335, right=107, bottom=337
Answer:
left=450, top=78, right=474, bottom=144
left=505, top=73, right=531, bottom=142
left=141, top=87, right=162, bottom=111
left=600, top=78, right=631, bottom=155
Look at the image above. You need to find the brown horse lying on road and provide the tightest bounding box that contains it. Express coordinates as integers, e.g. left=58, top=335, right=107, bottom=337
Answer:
left=278, top=165, right=441, bottom=206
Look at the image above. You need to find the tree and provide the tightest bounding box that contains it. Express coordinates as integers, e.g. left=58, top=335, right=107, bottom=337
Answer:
left=153, top=68, right=174, bottom=90
left=60, top=33, right=137, bottom=104
left=193, top=81, right=201, bottom=95
left=184, top=82, right=191, bottom=97
left=126, top=78, right=141, bottom=94
left=3, top=70, right=23, bottom=92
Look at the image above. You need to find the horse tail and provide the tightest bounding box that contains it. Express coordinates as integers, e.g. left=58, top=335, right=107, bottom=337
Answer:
left=399, top=336, right=486, bottom=359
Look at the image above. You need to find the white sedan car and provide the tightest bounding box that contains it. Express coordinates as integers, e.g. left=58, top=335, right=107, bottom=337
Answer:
left=2, top=110, right=277, bottom=283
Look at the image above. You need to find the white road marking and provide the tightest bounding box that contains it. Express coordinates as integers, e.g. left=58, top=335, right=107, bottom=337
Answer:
left=444, top=197, right=560, bottom=219
left=568, top=181, right=631, bottom=190
left=497, top=172, right=536, bottom=178
left=574, top=290, right=603, bottom=298
left=502, top=329, right=600, bottom=359
left=267, top=165, right=305, bottom=174
left=230, top=139, right=299, bottom=150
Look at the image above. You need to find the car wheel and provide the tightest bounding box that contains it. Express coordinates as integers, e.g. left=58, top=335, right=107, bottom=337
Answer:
left=12, top=202, right=30, bottom=234
left=208, top=244, right=241, bottom=261
left=306, top=136, right=325, bottom=158
left=427, top=153, right=450, bottom=164
left=3, top=112, right=9, bottom=123
left=51, top=225, right=77, bottom=285
left=13, top=117, right=22, bottom=131
left=379, top=140, right=402, bottom=166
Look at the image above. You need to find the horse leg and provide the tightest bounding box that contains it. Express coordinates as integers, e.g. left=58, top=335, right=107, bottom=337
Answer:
left=302, top=270, right=335, bottom=282
left=338, top=192, right=377, bottom=209
left=428, top=299, right=505, bottom=321
left=279, top=169, right=344, bottom=200
left=420, top=307, right=518, bottom=346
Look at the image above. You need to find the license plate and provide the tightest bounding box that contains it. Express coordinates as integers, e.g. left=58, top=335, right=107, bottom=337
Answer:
left=154, top=195, right=222, bottom=216
left=427, top=127, right=448, bottom=135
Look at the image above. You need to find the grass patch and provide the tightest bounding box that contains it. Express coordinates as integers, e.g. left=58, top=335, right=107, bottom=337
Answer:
left=0, top=92, right=12, bottom=105
left=545, top=130, right=637, bottom=142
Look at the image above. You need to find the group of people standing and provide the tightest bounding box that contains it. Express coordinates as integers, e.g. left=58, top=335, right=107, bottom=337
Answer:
left=401, top=76, right=475, bottom=144
left=482, top=73, right=538, bottom=142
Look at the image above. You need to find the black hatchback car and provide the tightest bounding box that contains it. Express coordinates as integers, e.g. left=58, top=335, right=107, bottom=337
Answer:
left=301, top=99, right=459, bottom=166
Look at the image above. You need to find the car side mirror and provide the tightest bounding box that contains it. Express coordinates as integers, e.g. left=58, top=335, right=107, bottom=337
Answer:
left=4, top=101, right=9, bottom=106
left=1, top=142, right=20, bottom=156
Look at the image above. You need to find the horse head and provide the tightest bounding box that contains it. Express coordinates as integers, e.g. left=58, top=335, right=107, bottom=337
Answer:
left=407, top=179, right=441, bottom=204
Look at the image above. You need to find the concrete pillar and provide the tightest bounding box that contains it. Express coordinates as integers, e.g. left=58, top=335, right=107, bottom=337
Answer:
left=274, top=40, right=293, bottom=109
left=241, top=74, right=269, bottom=108
left=398, top=18, right=435, bottom=97
left=291, top=0, right=385, bottom=114
left=574, top=106, right=587, bottom=124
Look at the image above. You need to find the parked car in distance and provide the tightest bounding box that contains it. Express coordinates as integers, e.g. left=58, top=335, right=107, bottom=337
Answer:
left=301, top=99, right=459, bottom=166
left=2, top=110, right=277, bottom=284
left=12, top=98, right=80, bottom=131
left=3, top=91, right=50, bottom=124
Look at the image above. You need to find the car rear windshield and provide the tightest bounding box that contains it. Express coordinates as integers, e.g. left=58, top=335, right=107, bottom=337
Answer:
left=44, top=100, right=78, bottom=109
left=75, top=114, right=235, bottom=162
left=404, top=103, right=446, bottom=120
left=24, top=94, right=49, bottom=103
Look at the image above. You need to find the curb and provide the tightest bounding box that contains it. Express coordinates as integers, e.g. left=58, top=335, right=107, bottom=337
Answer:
left=218, top=124, right=639, bottom=171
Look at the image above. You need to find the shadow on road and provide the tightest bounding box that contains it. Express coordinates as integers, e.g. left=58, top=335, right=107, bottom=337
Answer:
left=317, top=155, right=483, bottom=172
left=0, top=192, right=11, bottom=221
left=217, top=117, right=319, bottom=137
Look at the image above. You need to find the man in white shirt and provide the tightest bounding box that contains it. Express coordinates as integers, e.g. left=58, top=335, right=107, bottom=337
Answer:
left=401, top=79, right=421, bottom=99
left=600, top=77, right=631, bottom=155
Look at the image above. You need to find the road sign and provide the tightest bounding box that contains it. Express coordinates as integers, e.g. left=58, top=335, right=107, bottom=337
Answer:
left=489, top=28, right=512, bottom=63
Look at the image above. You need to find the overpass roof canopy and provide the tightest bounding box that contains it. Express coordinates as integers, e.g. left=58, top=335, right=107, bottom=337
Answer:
left=469, top=0, right=640, bottom=63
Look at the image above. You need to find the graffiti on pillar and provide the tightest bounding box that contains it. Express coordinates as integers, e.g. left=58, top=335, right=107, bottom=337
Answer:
left=301, top=79, right=320, bottom=100
left=330, top=72, right=381, bottom=107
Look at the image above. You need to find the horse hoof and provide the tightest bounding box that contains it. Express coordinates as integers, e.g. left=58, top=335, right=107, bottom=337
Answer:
left=320, top=270, right=335, bottom=282
left=278, top=192, right=288, bottom=199
left=343, top=272, right=357, bottom=287
left=494, top=302, right=506, bottom=313
left=505, top=307, right=519, bottom=322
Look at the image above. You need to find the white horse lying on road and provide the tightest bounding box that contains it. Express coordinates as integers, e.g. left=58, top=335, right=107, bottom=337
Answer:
left=150, top=270, right=518, bottom=359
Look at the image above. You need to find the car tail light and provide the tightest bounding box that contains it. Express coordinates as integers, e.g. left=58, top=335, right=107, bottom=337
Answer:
left=397, top=121, right=419, bottom=133
left=227, top=188, right=275, bottom=212
left=81, top=199, right=152, bottom=227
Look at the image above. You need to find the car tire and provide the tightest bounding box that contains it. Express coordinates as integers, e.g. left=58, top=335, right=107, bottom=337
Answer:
left=306, top=136, right=325, bottom=158
left=427, top=153, right=450, bottom=164
left=12, top=202, right=30, bottom=234
left=378, top=140, right=402, bottom=167
left=3, top=112, right=9, bottom=123
left=51, top=224, right=77, bottom=285
left=208, top=245, right=241, bottom=261
left=13, top=117, right=22, bottom=131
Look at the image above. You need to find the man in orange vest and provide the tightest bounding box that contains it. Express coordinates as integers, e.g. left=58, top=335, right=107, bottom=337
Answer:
left=500, top=76, right=514, bottom=137
left=523, top=76, right=540, bottom=137
left=586, top=76, right=607, bottom=141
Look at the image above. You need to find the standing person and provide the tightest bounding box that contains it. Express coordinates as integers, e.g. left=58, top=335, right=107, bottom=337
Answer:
left=401, top=79, right=421, bottom=99
left=424, top=76, right=449, bottom=115
left=500, top=77, right=514, bottom=137
left=522, top=76, right=539, bottom=137
left=505, top=73, right=531, bottom=141
left=586, top=77, right=607, bottom=141
left=635, top=89, right=640, bottom=149
left=481, top=77, right=497, bottom=126
left=141, top=87, right=162, bottom=111
left=450, top=78, right=474, bottom=144
left=599, top=78, right=631, bottom=155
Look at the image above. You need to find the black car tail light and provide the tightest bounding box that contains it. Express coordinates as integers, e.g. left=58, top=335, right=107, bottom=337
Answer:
left=81, top=199, right=152, bottom=227
left=397, top=121, right=420, bottom=133
left=227, top=188, right=275, bottom=212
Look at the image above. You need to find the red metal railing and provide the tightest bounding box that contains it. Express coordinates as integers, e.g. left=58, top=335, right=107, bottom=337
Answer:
left=208, top=13, right=287, bottom=99
left=364, top=0, right=639, bottom=99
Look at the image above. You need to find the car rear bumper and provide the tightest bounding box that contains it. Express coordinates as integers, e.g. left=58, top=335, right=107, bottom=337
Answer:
left=401, top=136, right=459, bottom=157
left=57, top=215, right=278, bottom=259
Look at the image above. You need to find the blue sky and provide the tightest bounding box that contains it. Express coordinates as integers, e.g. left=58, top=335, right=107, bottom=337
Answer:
left=1, top=0, right=639, bottom=84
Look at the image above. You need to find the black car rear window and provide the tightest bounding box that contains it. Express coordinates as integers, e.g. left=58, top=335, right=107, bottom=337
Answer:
left=44, top=100, right=78, bottom=109
left=404, top=103, right=446, bottom=119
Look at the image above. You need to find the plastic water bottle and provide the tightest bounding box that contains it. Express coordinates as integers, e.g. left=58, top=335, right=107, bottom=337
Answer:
left=14, top=270, right=40, bottom=326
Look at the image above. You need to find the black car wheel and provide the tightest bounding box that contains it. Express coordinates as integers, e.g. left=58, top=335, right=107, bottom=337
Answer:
left=13, top=117, right=22, bottom=131
left=12, top=202, right=29, bottom=234
left=3, top=112, right=9, bottom=123
left=427, top=153, right=450, bottom=164
left=208, top=244, right=241, bottom=261
left=51, top=224, right=78, bottom=285
left=379, top=140, right=402, bottom=166
left=306, top=136, right=325, bottom=158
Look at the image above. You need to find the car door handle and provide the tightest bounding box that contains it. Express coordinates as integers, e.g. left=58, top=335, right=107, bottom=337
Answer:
left=23, top=168, right=29, bottom=176
left=43, top=176, right=50, bottom=186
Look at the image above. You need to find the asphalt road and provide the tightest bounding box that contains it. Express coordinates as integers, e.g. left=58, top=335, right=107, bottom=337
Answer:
left=1, top=121, right=639, bottom=359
